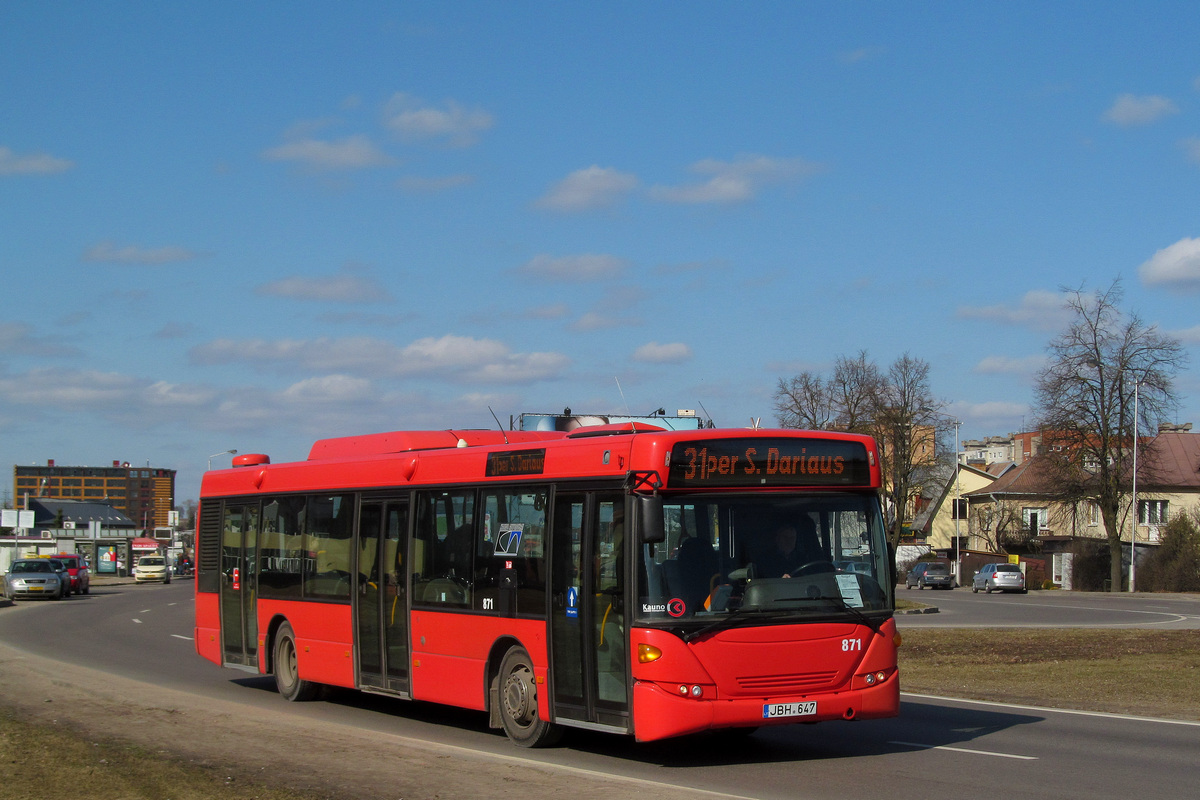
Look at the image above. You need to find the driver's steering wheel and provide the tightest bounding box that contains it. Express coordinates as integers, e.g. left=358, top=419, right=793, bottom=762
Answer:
left=788, top=560, right=836, bottom=577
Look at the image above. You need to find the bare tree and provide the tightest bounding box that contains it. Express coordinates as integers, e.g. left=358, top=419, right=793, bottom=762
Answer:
left=773, top=373, right=835, bottom=430
left=874, top=354, right=946, bottom=546
left=1034, top=280, right=1186, bottom=591
left=774, top=350, right=944, bottom=547
left=971, top=501, right=1025, bottom=553
left=831, top=350, right=883, bottom=432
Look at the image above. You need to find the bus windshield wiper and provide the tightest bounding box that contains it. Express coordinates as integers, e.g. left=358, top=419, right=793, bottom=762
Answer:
left=682, top=606, right=793, bottom=643
left=812, top=595, right=882, bottom=635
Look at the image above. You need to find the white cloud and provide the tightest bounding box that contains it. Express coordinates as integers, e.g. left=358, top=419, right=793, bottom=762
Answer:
left=383, top=92, right=494, bottom=146
left=1138, top=237, right=1200, bottom=290
left=973, top=355, right=1046, bottom=375
left=525, top=303, right=570, bottom=320
left=838, top=46, right=886, bottom=65
left=516, top=253, right=627, bottom=282
left=281, top=374, right=373, bottom=403
left=83, top=241, right=200, bottom=264
left=1170, top=324, right=1200, bottom=344
left=1103, top=93, right=1178, bottom=126
left=1181, top=137, right=1200, bottom=165
left=261, top=135, right=396, bottom=170
left=956, top=289, right=1067, bottom=330
left=0, top=145, right=73, bottom=175
left=256, top=266, right=394, bottom=303
left=649, top=154, right=822, bottom=205
left=0, top=322, right=80, bottom=357
left=0, top=367, right=213, bottom=415
left=632, top=342, right=693, bottom=364
left=536, top=166, right=639, bottom=212
left=190, top=334, right=570, bottom=384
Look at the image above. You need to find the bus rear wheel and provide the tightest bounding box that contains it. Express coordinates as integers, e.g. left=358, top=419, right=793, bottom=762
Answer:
left=497, top=646, right=562, bottom=747
left=273, top=622, right=319, bottom=702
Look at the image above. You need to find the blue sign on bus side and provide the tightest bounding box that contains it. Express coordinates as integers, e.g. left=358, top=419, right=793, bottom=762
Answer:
left=566, top=586, right=579, bottom=618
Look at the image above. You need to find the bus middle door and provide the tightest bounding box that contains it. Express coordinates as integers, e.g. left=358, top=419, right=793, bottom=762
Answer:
left=550, top=492, right=629, bottom=731
left=356, top=498, right=411, bottom=694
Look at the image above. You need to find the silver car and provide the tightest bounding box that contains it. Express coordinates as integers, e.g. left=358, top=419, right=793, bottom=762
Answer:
left=3, top=559, right=67, bottom=600
left=972, top=562, right=1026, bottom=594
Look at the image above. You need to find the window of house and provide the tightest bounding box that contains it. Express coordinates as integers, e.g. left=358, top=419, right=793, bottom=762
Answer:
left=1087, top=501, right=1101, bottom=526
left=952, top=498, right=968, bottom=520
left=1138, top=500, right=1168, bottom=525
left=1022, top=507, right=1048, bottom=534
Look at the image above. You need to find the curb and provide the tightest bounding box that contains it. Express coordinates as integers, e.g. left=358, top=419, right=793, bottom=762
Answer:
left=896, top=606, right=940, bottom=614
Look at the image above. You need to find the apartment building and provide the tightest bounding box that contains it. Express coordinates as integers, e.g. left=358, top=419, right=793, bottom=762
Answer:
left=13, top=460, right=176, bottom=535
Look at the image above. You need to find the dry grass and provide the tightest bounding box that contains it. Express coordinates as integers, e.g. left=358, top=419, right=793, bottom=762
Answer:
left=0, top=711, right=321, bottom=800
left=899, top=628, right=1200, bottom=720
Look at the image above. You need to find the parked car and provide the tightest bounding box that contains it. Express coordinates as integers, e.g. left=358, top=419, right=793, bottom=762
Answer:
left=3, top=559, right=67, bottom=600
left=51, top=553, right=91, bottom=595
left=972, top=562, right=1026, bottom=594
left=134, top=555, right=171, bottom=584
left=906, top=561, right=954, bottom=589
left=835, top=560, right=874, bottom=576
left=46, top=558, right=73, bottom=597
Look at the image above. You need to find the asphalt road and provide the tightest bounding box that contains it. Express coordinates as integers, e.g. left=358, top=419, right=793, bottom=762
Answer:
left=2, top=582, right=1199, bottom=799
left=896, top=585, right=1200, bottom=628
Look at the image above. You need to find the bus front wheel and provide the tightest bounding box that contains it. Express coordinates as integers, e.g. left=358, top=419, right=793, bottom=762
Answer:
left=273, top=622, right=319, bottom=702
left=497, top=646, right=562, bottom=747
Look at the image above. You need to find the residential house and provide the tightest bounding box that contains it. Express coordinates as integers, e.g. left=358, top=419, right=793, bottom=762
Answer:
left=963, top=427, right=1200, bottom=586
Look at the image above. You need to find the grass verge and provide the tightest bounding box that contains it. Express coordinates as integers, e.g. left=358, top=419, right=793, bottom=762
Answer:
left=0, top=710, right=321, bottom=800
left=899, top=628, right=1200, bottom=720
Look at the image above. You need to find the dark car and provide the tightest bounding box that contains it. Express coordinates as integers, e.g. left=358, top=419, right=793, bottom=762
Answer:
left=3, top=559, right=67, bottom=600
left=905, top=561, right=954, bottom=589
left=51, top=553, right=90, bottom=595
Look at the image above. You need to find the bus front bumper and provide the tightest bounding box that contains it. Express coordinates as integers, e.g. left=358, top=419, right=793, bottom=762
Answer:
left=631, top=674, right=899, bottom=742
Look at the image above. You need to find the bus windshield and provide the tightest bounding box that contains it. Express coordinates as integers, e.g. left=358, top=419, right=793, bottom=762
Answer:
left=637, top=493, right=891, bottom=625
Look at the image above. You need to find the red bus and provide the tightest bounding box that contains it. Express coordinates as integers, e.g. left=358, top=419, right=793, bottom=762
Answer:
left=194, top=423, right=900, bottom=746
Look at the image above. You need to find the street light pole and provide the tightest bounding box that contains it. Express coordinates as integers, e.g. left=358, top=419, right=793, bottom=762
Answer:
left=207, top=449, right=238, bottom=471
left=952, top=418, right=961, bottom=587
left=1130, top=382, right=1140, bottom=593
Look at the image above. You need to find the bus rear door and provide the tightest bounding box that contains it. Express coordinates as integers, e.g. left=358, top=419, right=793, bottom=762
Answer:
left=356, top=498, right=411, bottom=694
left=220, top=502, right=259, bottom=669
left=550, top=492, right=630, bottom=732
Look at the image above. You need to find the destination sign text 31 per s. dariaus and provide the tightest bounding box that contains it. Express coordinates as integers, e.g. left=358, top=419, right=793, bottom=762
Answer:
left=668, top=438, right=870, bottom=488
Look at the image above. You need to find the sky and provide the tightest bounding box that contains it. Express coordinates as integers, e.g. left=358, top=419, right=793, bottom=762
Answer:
left=4, top=1, right=1200, bottom=506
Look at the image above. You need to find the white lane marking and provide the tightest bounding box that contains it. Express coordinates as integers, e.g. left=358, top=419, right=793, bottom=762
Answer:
left=171, top=634, right=193, bottom=641
left=132, top=619, right=142, bottom=624
left=904, top=692, right=1200, bottom=727
left=890, top=740, right=1037, bottom=760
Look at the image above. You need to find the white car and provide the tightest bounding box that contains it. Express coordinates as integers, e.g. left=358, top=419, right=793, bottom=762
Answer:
left=134, top=555, right=172, bottom=584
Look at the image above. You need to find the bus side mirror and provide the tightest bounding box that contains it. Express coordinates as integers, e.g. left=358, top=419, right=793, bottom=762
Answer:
left=887, top=542, right=898, bottom=596
left=637, top=495, right=665, bottom=544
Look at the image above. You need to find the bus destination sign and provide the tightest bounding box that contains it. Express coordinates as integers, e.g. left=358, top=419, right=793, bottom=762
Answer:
left=485, top=449, right=547, bottom=477
left=668, top=438, right=871, bottom=488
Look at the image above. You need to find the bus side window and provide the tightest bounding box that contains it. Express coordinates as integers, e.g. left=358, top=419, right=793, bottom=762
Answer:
left=413, top=491, right=473, bottom=608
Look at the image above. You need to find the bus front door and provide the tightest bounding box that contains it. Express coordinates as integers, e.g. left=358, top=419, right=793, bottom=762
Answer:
left=356, top=499, right=411, bottom=694
left=550, top=492, right=630, bottom=731
left=219, top=503, right=259, bottom=669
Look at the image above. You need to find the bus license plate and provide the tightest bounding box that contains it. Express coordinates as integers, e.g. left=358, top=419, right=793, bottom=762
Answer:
left=763, top=701, right=817, bottom=719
